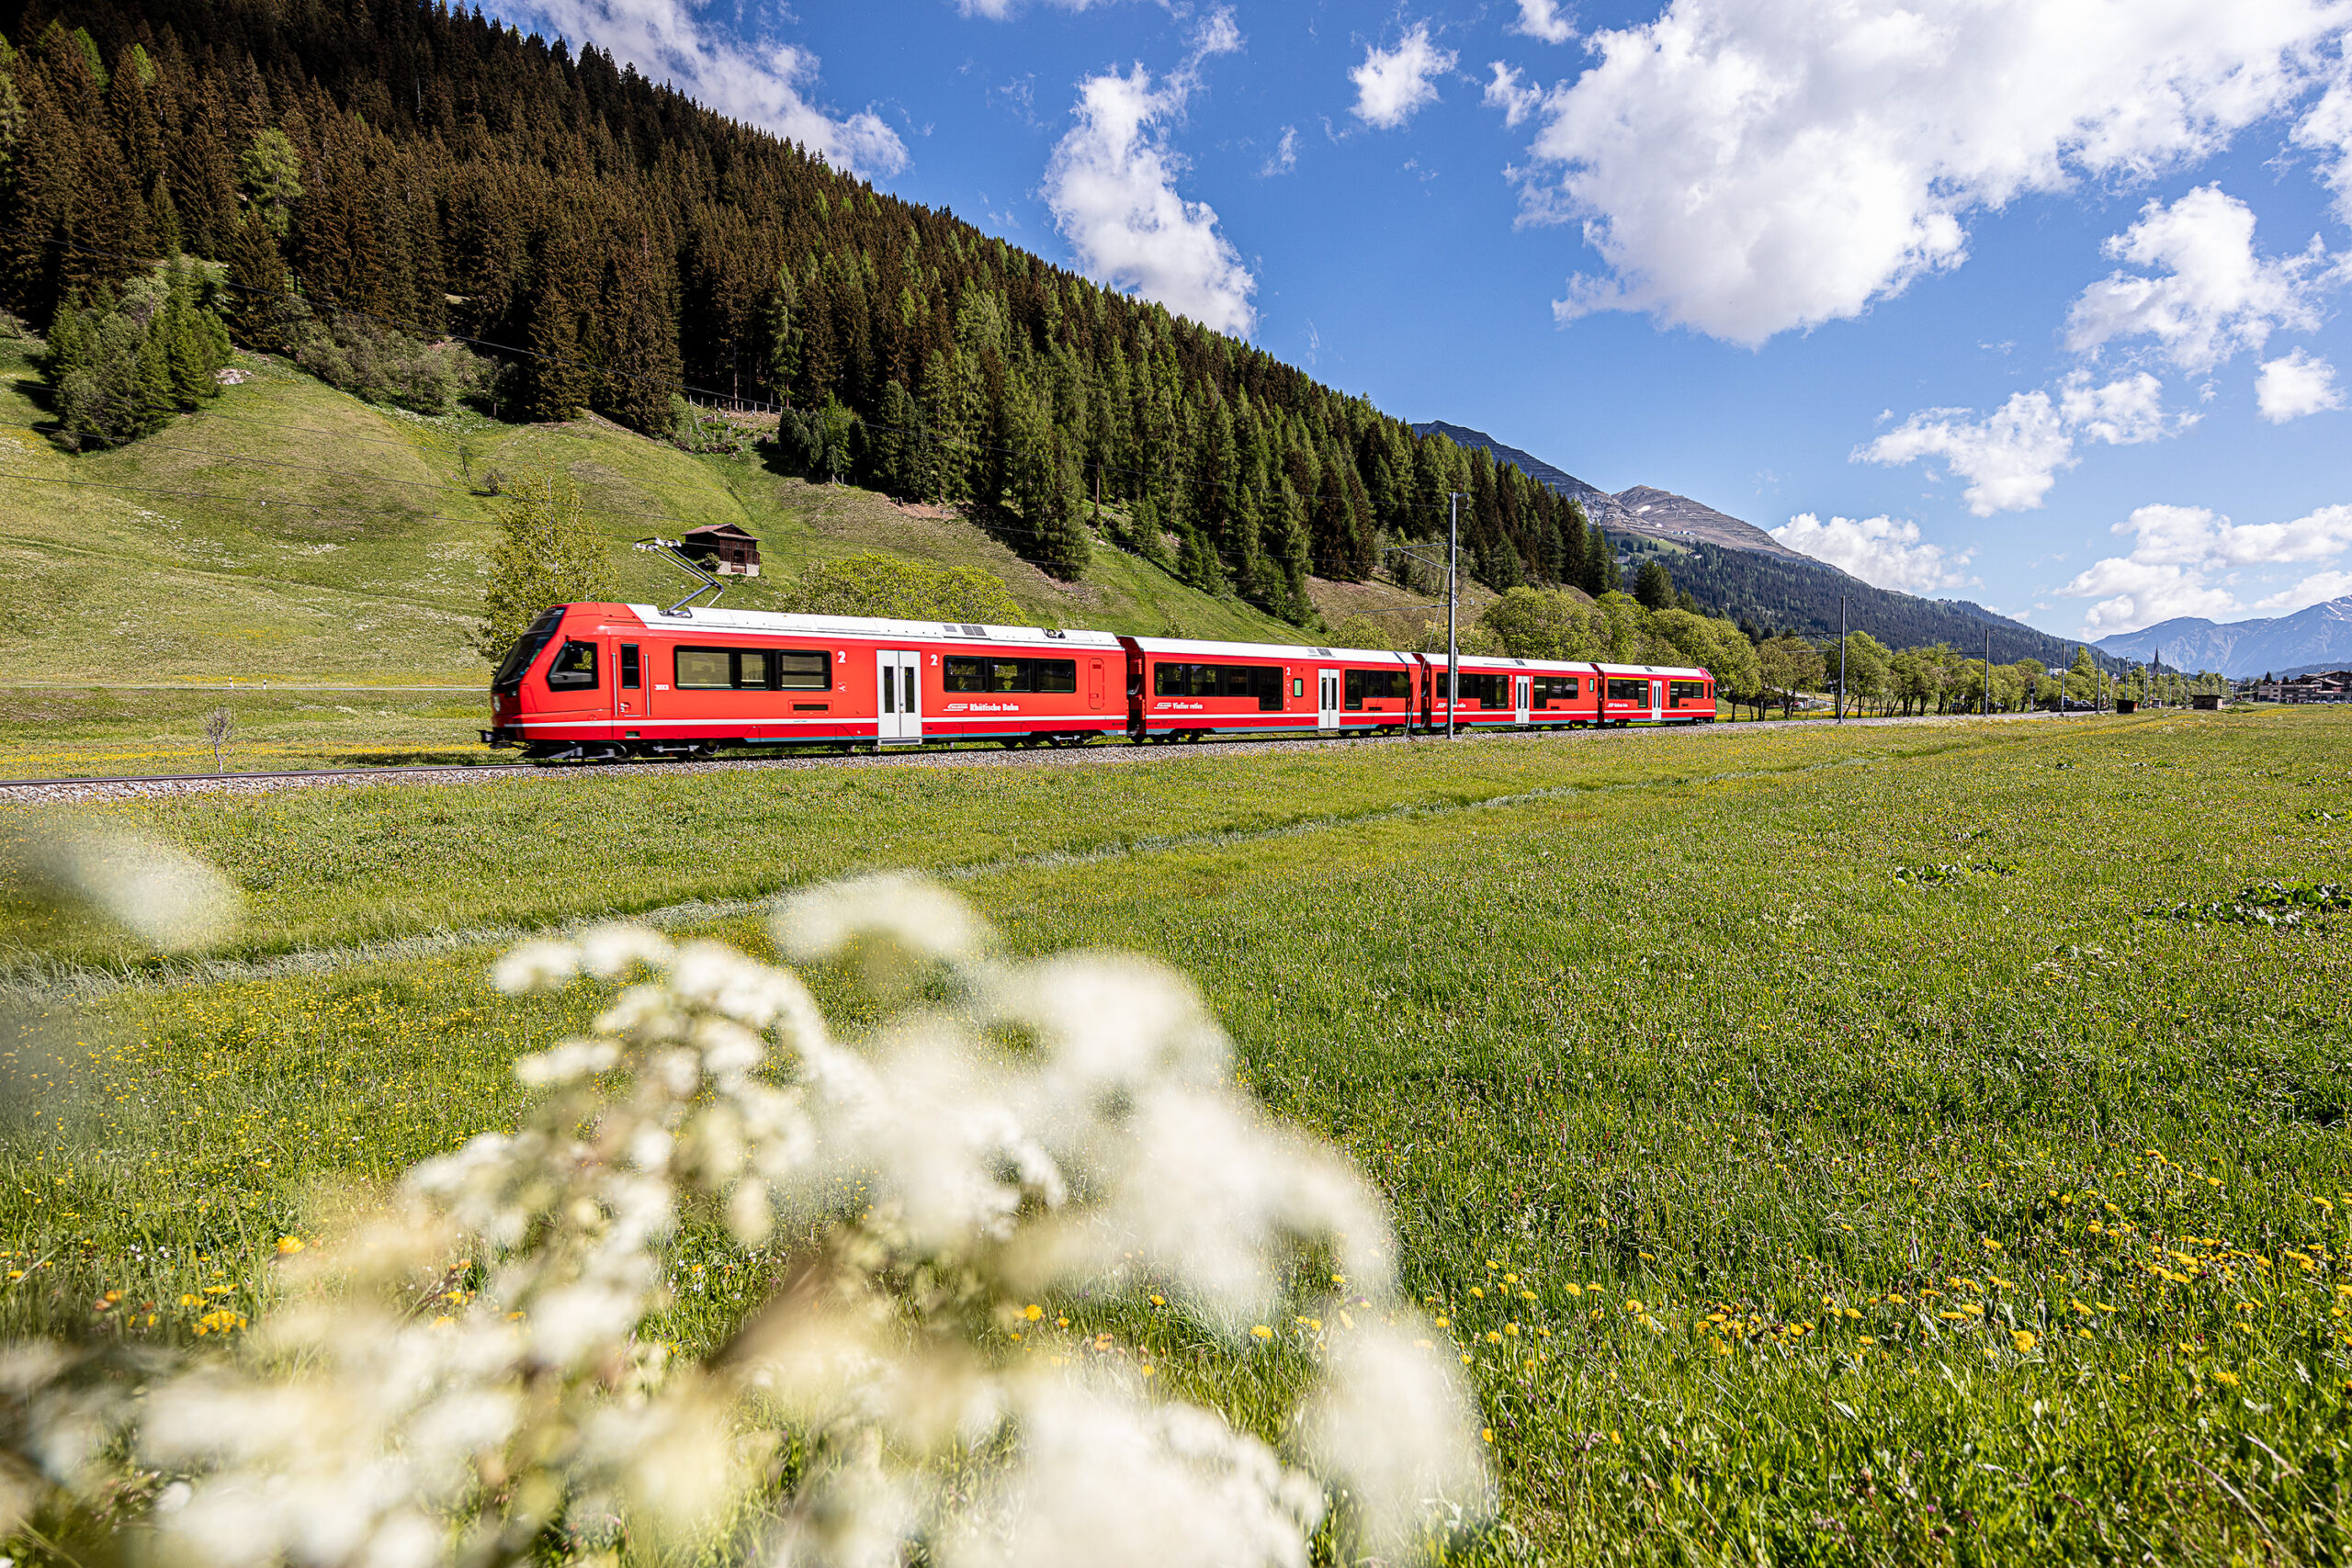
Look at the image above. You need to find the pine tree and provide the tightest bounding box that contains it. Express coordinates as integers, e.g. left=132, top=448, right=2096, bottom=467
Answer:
left=469, top=469, right=617, bottom=662
left=1634, top=558, right=1673, bottom=610
left=522, top=224, right=593, bottom=422
left=223, top=214, right=298, bottom=351
left=1581, top=521, right=1620, bottom=596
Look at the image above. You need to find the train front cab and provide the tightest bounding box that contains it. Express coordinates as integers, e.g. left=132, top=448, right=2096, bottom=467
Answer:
left=485, top=604, right=1127, bottom=759
left=1122, top=637, right=1421, bottom=739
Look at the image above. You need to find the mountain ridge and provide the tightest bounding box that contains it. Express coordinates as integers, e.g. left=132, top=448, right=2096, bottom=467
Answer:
left=1416, top=420, right=2126, bottom=671
left=2091, top=599, right=2352, bottom=678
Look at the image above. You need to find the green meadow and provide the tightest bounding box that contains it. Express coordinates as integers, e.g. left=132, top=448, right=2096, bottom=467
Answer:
left=6, top=706, right=2351, bottom=1562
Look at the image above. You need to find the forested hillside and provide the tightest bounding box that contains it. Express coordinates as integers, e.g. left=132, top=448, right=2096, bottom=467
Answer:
left=0, top=0, right=1602, bottom=626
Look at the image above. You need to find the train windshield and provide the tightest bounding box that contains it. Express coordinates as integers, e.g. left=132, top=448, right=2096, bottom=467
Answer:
left=492, top=607, right=566, bottom=694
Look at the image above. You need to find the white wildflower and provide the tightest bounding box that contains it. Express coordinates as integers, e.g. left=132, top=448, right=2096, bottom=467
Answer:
left=774, top=873, right=986, bottom=966
left=32, top=831, right=241, bottom=952
left=492, top=939, right=579, bottom=994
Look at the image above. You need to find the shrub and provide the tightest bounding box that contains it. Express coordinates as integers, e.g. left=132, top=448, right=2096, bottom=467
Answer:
left=40, top=259, right=232, bottom=447
left=293, top=312, right=491, bottom=414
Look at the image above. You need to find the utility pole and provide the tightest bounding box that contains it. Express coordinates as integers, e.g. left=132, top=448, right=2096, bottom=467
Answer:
left=1446, top=491, right=1463, bottom=742
left=1836, top=594, right=1848, bottom=723
left=1983, top=626, right=1992, bottom=716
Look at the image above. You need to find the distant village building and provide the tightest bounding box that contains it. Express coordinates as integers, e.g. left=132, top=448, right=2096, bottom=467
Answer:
left=680, top=524, right=762, bottom=578
left=2253, top=670, right=2352, bottom=703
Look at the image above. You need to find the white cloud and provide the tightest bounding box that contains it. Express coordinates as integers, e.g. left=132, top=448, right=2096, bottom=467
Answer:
left=1043, top=14, right=1255, bottom=335
left=1510, top=0, right=2347, bottom=345
left=1483, top=63, right=1545, bottom=129
left=2256, top=348, right=2346, bottom=420
left=2064, top=186, right=2340, bottom=370
left=525, top=0, right=907, bottom=177
left=2255, top=569, right=2352, bottom=610
left=1769, top=513, right=1977, bottom=592
left=2063, top=501, right=2352, bottom=631
left=1351, top=24, right=1458, bottom=130
left=1261, top=126, right=1299, bottom=176
left=1856, top=371, right=2176, bottom=515
left=2295, top=52, right=2352, bottom=219
left=955, top=0, right=1131, bottom=16
left=1511, top=0, right=1577, bottom=44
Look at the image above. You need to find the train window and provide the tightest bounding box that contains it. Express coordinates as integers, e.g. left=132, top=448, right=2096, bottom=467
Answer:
left=775, top=650, right=830, bottom=691
left=619, top=644, right=640, bottom=690
left=494, top=609, right=566, bottom=694
left=1342, top=670, right=1365, bottom=710
left=677, top=647, right=791, bottom=690
left=1607, top=678, right=1649, bottom=704
left=1478, top=674, right=1511, bottom=710
left=1292, top=677, right=1304, bottom=699
left=1530, top=676, right=1576, bottom=709
left=1343, top=669, right=1410, bottom=708
left=546, top=640, right=598, bottom=690
left=1669, top=680, right=1707, bottom=706
left=947, top=656, right=1078, bottom=694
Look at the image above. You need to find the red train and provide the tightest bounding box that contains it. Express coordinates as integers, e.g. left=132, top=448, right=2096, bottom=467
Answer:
left=483, top=603, right=1716, bottom=761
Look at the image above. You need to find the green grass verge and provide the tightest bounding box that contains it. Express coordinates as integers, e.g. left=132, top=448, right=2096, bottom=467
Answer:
left=5, top=707, right=2350, bottom=1562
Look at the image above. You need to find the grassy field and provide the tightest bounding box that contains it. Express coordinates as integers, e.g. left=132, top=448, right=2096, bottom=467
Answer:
left=5, top=706, right=2350, bottom=1562
left=0, top=334, right=1317, bottom=688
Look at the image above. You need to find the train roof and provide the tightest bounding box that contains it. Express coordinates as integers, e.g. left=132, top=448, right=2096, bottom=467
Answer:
left=1594, top=661, right=1710, bottom=679
left=1125, top=636, right=1418, bottom=664
left=616, top=604, right=1123, bottom=652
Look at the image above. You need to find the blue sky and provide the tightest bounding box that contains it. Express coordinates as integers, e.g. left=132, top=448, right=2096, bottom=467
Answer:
left=491, top=0, right=2352, bottom=639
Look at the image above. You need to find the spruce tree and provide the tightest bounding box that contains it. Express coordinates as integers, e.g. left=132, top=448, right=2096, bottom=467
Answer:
left=522, top=226, right=594, bottom=422
left=1634, top=558, right=1673, bottom=610
left=223, top=214, right=297, bottom=351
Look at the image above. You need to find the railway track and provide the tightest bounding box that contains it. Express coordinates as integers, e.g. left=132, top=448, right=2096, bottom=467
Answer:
left=0, top=710, right=2086, bottom=804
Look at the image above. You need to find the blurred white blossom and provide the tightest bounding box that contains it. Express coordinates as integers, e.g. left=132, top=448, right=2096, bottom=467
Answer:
left=28, top=830, right=242, bottom=951
left=0, top=875, right=1487, bottom=1564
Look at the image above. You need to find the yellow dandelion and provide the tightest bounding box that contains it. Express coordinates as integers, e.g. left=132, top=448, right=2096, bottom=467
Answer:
left=1250, top=1325, right=1272, bottom=1340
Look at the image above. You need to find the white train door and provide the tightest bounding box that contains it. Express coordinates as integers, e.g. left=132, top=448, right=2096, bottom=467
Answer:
left=1649, top=678, right=1663, bottom=723
left=876, top=649, right=922, bottom=745
left=1515, top=674, right=1532, bottom=726
left=1318, top=668, right=1342, bottom=729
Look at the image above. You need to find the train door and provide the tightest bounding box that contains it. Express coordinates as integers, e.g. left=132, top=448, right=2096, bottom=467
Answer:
left=876, top=649, right=922, bottom=745
left=1649, top=679, right=1663, bottom=723
left=1515, top=674, right=1532, bottom=726
left=1318, top=668, right=1342, bottom=729
left=1088, top=658, right=1105, bottom=712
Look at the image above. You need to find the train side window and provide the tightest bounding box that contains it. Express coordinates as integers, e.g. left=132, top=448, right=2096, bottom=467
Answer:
left=1292, top=676, right=1304, bottom=699
left=733, top=650, right=773, bottom=690
left=1669, top=680, right=1706, bottom=706
left=1607, top=677, right=1648, bottom=704
left=1253, top=668, right=1283, bottom=711
left=774, top=650, right=829, bottom=691
left=546, top=640, right=598, bottom=690
left=946, top=658, right=987, bottom=693
left=619, top=644, right=640, bottom=690
left=1342, top=670, right=1366, bottom=710
left=989, top=660, right=1027, bottom=693
left=675, top=648, right=730, bottom=689
left=1035, top=660, right=1078, bottom=694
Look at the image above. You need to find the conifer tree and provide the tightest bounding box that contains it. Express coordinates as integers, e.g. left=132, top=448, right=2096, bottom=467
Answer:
left=522, top=225, right=593, bottom=422
left=223, top=214, right=298, bottom=351
left=1634, top=558, right=1674, bottom=610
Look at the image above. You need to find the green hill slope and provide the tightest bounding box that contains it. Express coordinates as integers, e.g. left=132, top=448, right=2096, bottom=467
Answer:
left=0, top=337, right=1312, bottom=687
